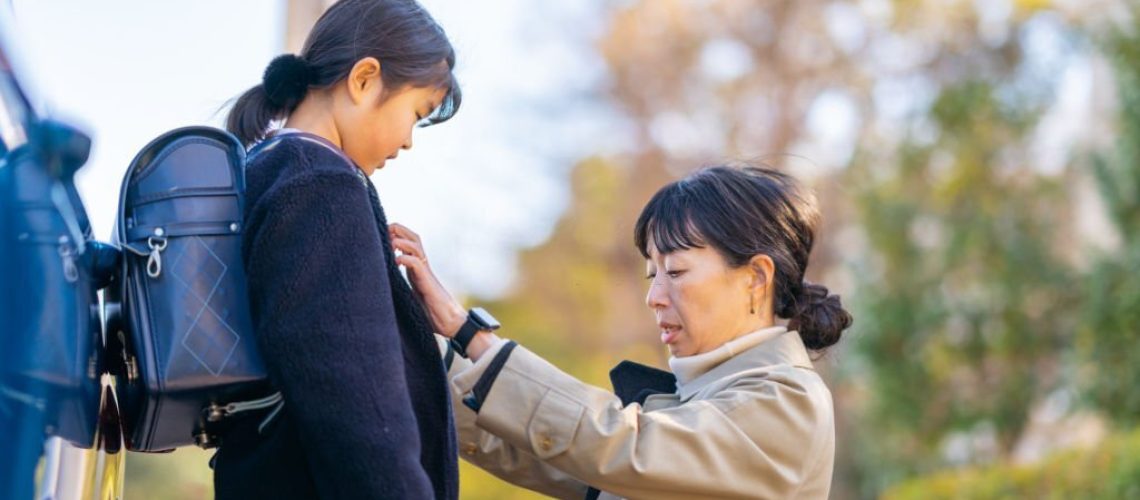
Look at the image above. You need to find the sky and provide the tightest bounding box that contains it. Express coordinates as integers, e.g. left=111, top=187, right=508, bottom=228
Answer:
left=7, top=0, right=614, bottom=298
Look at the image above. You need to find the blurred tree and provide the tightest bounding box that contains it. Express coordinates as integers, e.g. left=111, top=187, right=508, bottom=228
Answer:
left=1078, top=12, right=1140, bottom=426
left=839, top=1, right=1092, bottom=495
left=846, top=81, right=1078, bottom=492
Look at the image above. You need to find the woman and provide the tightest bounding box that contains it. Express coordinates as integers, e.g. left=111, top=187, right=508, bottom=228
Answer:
left=213, top=0, right=462, bottom=498
left=393, top=165, right=853, bottom=499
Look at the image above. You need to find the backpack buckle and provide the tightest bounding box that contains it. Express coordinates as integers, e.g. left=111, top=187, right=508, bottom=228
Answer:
left=146, top=233, right=167, bottom=278
left=196, top=392, right=285, bottom=449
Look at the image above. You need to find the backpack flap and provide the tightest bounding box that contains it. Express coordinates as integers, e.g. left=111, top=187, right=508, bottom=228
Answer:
left=112, top=127, right=269, bottom=452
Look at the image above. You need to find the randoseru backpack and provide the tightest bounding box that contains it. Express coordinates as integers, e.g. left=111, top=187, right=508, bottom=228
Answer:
left=0, top=120, right=110, bottom=459
left=105, top=126, right=279, bottom=452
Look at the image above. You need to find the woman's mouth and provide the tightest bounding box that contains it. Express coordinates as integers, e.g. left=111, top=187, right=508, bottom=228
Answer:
left=659, top=322, right=682, bottom=345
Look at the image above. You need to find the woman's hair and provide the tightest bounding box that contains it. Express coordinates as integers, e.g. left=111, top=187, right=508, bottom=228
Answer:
left=634, top=165, right=853, bottom=351
left=226, top=0, right=461, bottom=146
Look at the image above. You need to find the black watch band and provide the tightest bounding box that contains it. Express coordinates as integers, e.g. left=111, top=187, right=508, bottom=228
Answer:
left=450, top=307, right=501, bottom=358
left=451, top=320, right=481, bottom=358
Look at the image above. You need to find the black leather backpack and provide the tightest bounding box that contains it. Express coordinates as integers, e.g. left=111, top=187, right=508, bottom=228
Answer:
left=106, top=126, right=276, bottom=452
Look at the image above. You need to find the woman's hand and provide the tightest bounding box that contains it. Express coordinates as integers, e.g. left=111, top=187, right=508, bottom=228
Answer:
left=389, top=223, right=467, bottom=338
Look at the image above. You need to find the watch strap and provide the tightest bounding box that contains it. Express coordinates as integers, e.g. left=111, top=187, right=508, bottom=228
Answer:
left=451, top=313, right=482, bottom=357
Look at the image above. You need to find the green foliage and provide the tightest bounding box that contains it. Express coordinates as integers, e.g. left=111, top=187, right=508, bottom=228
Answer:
left=848, top=73, right=1077, bottom=487
left=124, top=449, right=213, bottom=500
left=883, top=428, right=1140, bottom=500
left=1078, top=17, right=1140, bottom=426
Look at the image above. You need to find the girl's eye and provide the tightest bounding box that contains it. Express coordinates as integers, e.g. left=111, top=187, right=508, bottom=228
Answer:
left=666, top=270, right=684, bottom=278
left=645, top=273, right=656, bottom=281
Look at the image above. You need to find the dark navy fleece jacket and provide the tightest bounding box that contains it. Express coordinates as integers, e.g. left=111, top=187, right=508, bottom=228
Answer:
left=213, top=134, right=456, bottom=499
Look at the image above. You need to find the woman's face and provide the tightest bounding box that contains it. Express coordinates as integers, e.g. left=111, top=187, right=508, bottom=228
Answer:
left=645, top=243, right=766, bottom=357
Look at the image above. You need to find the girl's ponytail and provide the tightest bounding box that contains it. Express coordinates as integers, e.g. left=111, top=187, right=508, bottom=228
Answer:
left=227, top=55, right=314, bottom=147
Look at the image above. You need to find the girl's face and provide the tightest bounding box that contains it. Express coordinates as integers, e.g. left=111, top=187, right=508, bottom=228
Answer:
left=335, top=58, right=446, bottom=174
left=645, top=243, right=771, bottom=357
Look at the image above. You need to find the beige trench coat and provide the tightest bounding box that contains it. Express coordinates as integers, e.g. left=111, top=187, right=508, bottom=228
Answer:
left=441, top=330, right=835, bottom=499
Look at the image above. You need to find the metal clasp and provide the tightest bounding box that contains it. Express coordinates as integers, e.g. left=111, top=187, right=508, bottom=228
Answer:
left=146, top=230, right=167, bottom=278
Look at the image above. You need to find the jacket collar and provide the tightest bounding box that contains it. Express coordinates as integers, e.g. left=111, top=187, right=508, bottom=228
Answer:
left=669, top=326, right=787, bottom=385
left=677, top=329, right=815, bottom=401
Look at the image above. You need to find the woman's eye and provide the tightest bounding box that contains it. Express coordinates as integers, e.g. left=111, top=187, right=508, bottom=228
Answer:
left=645, top=273, right=656, bottom=281
left=666, top=270, right=684, bottom=278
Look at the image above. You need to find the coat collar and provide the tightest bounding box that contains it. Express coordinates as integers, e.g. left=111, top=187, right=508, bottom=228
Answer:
left=676, top=330, right=815, bottom=402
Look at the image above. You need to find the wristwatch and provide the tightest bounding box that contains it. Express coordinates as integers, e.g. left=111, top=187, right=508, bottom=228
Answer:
left=450, top=307, right=501, bottom=358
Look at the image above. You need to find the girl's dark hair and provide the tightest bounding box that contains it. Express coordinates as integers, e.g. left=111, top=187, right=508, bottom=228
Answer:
left=226, top=0, right=461, bottom=146
left=634, top=165, right=853, bottom=351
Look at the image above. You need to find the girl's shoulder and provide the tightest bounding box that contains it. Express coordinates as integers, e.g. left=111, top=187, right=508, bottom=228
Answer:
left=249, top=134, right=357, bottom=178
left=245, top=135, right=366, bottom=203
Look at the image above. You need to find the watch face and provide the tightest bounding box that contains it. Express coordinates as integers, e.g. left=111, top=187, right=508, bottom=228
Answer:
left=470, top=307, right=501, bottom=330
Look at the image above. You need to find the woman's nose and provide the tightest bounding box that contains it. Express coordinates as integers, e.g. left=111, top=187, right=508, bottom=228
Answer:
left=645, top=281, right=668, bottom=310
left=402, top=136, right=413, bottom=150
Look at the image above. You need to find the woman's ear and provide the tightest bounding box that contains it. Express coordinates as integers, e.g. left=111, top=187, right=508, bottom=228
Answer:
left=346, top=57, right=383, bottom=105
left=748, top=254, right=776, bottom=296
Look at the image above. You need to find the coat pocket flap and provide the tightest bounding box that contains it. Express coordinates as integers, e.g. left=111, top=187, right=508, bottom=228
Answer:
left=526, top=388, right=584, bottom=459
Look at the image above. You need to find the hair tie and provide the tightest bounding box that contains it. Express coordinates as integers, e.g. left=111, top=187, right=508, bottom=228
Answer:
left=263, top=54, right=314, bottom=109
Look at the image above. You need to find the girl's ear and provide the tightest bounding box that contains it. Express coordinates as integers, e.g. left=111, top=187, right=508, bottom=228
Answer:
left=346, top=56, right=383, bottom=105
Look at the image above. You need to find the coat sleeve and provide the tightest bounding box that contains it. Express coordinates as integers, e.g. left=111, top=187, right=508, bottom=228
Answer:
left=449, top=342, right=831, bottom=500
left=244, top=170, right=433, bottom=499
left=434, top=335, right=590, bottom=500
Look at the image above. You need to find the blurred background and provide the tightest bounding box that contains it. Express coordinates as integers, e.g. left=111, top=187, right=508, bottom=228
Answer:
left=8, top=0, right=1140, bottom=498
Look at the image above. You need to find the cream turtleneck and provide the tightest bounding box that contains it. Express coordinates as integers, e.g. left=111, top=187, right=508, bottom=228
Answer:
left=667, top=325, right=788, bottom=388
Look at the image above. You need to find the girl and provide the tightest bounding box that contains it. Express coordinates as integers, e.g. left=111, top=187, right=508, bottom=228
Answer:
left=214, top=1, right=461, bottom=498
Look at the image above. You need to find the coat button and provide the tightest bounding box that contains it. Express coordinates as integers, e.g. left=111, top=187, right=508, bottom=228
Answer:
left=540, top=436, right=553, bottom=452
left=463, top=443, right=477, bottom=456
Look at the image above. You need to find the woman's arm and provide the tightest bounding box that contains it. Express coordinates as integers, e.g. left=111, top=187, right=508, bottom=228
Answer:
left=451, top=344, right=830, bottom=500
left=245, top=171, right=433, bottom=498
left=435, top=336, right=590, bottom=500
